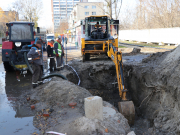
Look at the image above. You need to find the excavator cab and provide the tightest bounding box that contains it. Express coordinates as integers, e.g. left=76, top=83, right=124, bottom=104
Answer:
left=81, top=15, right=135, bottom=125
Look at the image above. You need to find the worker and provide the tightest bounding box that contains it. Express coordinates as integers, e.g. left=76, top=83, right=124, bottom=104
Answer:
left=54, top=37, right=63, bottom=69
left=47, top=40, right=56, bottom=71
left=27, top=40, right=43, bottom=88
left=94, top=22, right=102, bottom=32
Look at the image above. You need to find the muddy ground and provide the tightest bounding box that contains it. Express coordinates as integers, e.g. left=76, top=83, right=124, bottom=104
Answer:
left=1, top=46, right=179, bottom=135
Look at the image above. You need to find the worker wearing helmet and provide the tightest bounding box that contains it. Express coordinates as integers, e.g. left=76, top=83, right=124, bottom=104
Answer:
left=27, top=40, right=43, bottom=88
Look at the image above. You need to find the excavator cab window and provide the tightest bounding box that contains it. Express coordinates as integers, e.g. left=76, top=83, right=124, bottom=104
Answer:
left=85, top=16, right=110, bottom=39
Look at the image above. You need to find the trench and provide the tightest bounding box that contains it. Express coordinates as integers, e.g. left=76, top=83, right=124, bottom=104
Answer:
left=65, top=59, right=155, bottom=135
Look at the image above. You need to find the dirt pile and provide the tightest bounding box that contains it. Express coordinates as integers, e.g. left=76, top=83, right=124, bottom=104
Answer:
left=30, top=77, right=131, bottom=135
left=124, top=46, right=180, bottom=134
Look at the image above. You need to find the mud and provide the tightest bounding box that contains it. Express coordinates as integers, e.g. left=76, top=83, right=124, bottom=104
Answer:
left=1, top=45, right=179, bottom=134
left=63, top=47, right=180, bottom=135
left=27, top=77, right=130, bottom=135
left=122, top=46, right=180, bottom=134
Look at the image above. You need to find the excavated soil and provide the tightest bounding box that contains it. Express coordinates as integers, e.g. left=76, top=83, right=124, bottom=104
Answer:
left=12, top=46, right=180, bottom=135
left=63, top=46, right=180, bottom=135
left=28, top=77, right=130, bottom=135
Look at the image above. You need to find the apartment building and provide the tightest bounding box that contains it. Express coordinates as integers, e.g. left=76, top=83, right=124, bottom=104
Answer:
left=51, top=0, right=88, bottom=32
left=68, top=2, right=104, bottom=29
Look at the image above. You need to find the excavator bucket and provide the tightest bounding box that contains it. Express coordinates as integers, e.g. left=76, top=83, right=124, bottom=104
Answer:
left=118, top=101, right=135, bottom=125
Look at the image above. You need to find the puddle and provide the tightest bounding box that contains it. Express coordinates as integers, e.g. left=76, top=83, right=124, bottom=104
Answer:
left=0, top=63, right=39, bottom=134
left=123, top=54, right=150, bottom=64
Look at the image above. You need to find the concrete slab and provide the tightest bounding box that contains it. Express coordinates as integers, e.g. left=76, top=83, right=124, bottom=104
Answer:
left=127, top=131, right=136, bottom=135
left=84, top=96, right=103, bottom=121
left=103, top=107, right=116, bottom=118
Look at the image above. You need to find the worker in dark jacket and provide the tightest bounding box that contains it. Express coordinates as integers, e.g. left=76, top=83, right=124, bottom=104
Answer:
left=47, top=40, right=56, bottom=71
left=54, top=37, right=63, bottom=68
left=27, top=40, right=43, bottom=88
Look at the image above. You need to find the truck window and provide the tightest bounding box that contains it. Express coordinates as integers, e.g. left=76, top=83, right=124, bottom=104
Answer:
left=11, top=24, right=32, bottom=40
left=47, top=36, right=54, bottom=39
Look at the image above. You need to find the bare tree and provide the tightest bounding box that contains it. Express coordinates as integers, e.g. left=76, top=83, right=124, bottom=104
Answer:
left=57, top=20, right=69, bottom=34
left=11, top=0, right=43, bottom=27
left=0, top=7, right=19, bottom=37
left=120, top=0, right=180, bottom=30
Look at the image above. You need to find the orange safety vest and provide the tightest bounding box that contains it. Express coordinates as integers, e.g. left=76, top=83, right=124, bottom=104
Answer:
left=48, top=42, right=54, bottom=47
left=95, top=24, right=102, bottom=28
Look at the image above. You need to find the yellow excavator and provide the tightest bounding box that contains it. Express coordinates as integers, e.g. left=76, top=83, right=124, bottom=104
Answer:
left=81, top=15, right=135, bottom=125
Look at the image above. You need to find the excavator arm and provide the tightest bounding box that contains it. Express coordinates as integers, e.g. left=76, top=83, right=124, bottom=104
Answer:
left=107, top=42, right=135, bottom=125
left=108, top=43, right=127, bottom=101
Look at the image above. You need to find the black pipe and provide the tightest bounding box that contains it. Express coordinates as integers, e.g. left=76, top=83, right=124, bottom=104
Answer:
left=41, top=73, right=67, bottom=80
left=24, top=52, right=34, bottom=74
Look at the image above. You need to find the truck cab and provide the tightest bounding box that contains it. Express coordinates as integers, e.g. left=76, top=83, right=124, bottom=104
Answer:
left=2, top=21, right=35, bottom=72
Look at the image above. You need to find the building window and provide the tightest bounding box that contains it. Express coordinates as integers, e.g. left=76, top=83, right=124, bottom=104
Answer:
left=53, top=2, right=59, bottom=4
left=54, top=23, right=60, bottom=26
left=54, top=11, right=59, bottom=14
left=54, top=17, right=60, bottom=19
left=92, top=5, right=96, bottom=9
left=54, top=8, right=59, bottom=10
left=54, top=14, right=60, bottom=16
left=60, top=5, right=66, bottom=7
left=67, top=8, right=73, bottom=10
left=60, top=8, right=66, bottom=10
left=67, top=0, right=72, bottom=1
left=53, top=0, right=59, bottom=1
left=84, top=6, right=89, bottom=9
left=55, top=20, right=60, bottom=22
left=92, top=12, right=96, bottom=15
left=53, top=5, right=59, bottom=7
left=67, top=11, right=71, bottom=13
left=74, top=0, right=79, bottom=1
left=85, top=12, right=89, bottom=15
left=67, top=2, right=73, bottom=4
left=61, top=14, right=67, bottom=16
left=67, top=5, right=73, bottom=7
left=61, top=11, right=66, bottom=13
left=60, top=2, right=66, bottom=4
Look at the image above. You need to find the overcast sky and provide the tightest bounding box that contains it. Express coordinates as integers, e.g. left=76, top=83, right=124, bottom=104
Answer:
left=0, top=0, right=137, bottom=28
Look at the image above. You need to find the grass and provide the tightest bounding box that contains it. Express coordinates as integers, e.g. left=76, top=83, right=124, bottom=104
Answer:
left=118, top=45, right=127, bottom=48
left=0, top=44, right=2, bottom=47
left=119, top=40, right=177, bottom=49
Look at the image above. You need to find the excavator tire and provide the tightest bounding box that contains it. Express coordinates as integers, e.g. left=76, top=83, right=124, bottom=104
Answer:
left=118, top=101, right=135, bottom=125
left=82, top=53, right=90, bottom=62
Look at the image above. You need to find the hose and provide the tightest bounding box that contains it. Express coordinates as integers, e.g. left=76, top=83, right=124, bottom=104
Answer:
left=24, top=52, right=34, bottom=74
left=41, top=73, right=67, bottom=80
left=65, top=64, right=81, bottom=86
left=10, top=60, right=28, bottom=71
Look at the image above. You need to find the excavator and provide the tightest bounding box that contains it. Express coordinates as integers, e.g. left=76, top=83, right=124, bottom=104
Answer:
left=81, top=15, right=135, bottom=125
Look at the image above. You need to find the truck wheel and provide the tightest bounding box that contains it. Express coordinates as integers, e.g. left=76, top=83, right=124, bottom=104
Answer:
left=3, top=62, right=14, bottom=72
left=85, top=53, right=90, bottom=60
left=82, top=54, right=85, bottom=62
left=82, top=53, right=90, bottom=62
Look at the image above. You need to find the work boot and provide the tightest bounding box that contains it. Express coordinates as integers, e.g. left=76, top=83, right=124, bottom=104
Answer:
left=32, top=84, right=38, bottom=88
left=50, top=68, right=53, bottom=71
left=38, top=81, right=43, bottom=85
